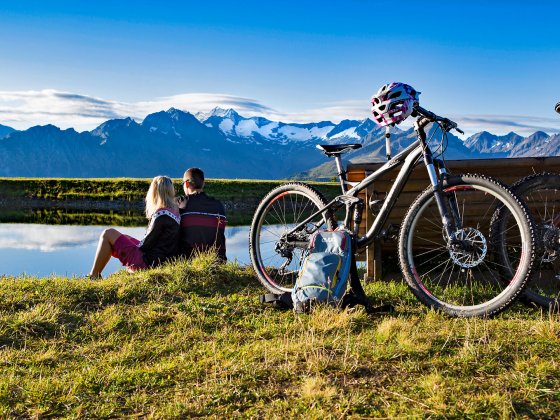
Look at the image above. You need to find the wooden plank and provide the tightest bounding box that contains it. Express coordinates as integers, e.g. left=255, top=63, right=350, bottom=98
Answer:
left=349, top=156, right=560, bottom=171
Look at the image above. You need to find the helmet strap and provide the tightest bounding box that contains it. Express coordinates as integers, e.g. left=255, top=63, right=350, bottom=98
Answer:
left=385, top=126, right=391, bottom=160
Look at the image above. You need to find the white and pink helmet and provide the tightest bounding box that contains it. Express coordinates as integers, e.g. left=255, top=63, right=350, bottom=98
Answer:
left=371, top=82, right=420, bottom=127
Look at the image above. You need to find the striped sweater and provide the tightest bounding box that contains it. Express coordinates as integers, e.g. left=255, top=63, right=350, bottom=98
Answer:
left=177, top=192, right=227, bottom=261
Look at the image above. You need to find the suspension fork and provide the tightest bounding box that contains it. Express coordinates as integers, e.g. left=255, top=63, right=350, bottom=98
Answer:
left=435, top=158, right=463, bottom=231
left=415, top=119, right=457, bottom=242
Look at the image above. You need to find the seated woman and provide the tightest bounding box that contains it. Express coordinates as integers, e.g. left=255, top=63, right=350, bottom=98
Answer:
left=89, top=175, right=180, bottom=278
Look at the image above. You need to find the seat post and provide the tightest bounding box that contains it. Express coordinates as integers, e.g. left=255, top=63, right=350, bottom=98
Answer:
left=334, top=154, right=347, bottom=192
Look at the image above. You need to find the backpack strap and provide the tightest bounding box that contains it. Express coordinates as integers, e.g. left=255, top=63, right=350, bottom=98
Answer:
left=341, top=237, right=395, bottom=315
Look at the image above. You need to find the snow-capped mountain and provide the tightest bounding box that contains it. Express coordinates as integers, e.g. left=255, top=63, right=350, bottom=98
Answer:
left=0, top=107, right=558, bottom=179
left=200, top=107, right=382, bottom=146
left=463, top=131, right=523, bottom=156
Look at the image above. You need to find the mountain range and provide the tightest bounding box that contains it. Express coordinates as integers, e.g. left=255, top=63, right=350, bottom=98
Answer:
left=0, top=108, right=558, bottom=179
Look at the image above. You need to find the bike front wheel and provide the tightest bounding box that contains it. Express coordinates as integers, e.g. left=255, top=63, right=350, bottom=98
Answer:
left=399, top=174, right=535, bottom=317
left=249, top=182, right=337, bottom=294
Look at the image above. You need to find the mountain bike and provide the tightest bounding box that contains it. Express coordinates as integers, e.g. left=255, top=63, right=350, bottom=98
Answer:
left=249, top=105, right=536, bottom=317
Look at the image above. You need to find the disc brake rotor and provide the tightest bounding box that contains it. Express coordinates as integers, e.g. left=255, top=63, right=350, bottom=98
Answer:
left=449, top=227, right=487, bottom=268
left=541, top=224, right=560, bottom=263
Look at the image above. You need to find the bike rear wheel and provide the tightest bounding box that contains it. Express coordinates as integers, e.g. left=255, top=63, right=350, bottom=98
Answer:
left=510, top=173, right=560, bottom=310
left=249, top=182, right=337, bottom=294
left=399, top=174, right=535, bottom=317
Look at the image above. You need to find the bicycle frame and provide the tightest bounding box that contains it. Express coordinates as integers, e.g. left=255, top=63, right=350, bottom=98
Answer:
left=287, top=117, right=457, bottom=251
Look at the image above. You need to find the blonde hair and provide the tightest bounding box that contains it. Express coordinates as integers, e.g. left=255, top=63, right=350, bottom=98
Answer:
left=145, top=176, right=178, bottom=218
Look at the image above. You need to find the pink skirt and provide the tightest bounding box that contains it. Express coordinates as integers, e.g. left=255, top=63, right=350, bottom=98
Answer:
left=111, top=234, right=148, bottom=272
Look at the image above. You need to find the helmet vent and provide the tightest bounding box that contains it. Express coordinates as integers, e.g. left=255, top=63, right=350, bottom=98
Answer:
left=370, top=82, right=420, bottom=127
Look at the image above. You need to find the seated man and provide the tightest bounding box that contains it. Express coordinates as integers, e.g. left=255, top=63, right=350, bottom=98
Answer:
left=177, top=167, right=227, bottom=261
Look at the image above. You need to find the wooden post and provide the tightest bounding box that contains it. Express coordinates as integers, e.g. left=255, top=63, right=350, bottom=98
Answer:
left=363, top=170, right=382, bottom=282
left=365, top=239, right=382, bottom=282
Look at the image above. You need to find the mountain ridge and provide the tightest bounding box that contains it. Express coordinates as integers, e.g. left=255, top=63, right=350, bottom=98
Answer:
left=0, top=108, right=558, bottom=179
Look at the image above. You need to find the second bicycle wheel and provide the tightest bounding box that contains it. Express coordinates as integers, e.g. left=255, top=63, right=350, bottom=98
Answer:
left=399, top=174, right=535, bottom=317
left=510, top=173, right=560, bottom=310
left=249, top=182, right=337, bottom=294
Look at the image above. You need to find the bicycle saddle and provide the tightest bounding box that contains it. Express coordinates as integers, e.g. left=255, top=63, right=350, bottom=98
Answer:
left=316, top=143, right=362, bottom=156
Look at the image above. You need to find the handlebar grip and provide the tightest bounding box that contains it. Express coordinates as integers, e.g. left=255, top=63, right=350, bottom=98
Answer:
left=414, top=105, right=437, bottom=121
left=414, top=105, right=463, bottom=134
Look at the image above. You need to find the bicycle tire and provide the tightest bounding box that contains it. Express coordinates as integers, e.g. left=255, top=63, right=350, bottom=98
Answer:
left=509, top=172, right=560, bottom=310
left=249, top=182, right=337, bottom=294
left=399, top=174, right=535, bottom=317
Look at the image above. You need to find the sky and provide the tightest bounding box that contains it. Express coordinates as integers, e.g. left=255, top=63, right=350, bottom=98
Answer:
left=0, top=0, right=559, bottom=137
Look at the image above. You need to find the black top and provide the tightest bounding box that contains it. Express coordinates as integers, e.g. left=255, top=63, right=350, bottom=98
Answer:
left=139, top=209, right=181, bottom=267
left=177, top=192, right=227, bottom=261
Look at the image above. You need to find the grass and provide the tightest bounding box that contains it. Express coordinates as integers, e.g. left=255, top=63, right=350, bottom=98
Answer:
left=1, top=255, right=559, bottom=417
left=0, top=177, right=340, bottom=202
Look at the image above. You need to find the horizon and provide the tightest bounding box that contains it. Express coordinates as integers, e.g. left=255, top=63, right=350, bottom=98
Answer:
left=0, top=1, right=559, bottom=137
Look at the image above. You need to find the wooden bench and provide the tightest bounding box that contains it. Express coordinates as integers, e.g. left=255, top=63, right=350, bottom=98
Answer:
left=347, top=156, right=560, bottom=280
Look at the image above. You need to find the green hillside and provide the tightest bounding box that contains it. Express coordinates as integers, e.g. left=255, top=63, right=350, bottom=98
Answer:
left=0, top=256, right=559, bottom=417
left=0, top=178, right=340, bottom=202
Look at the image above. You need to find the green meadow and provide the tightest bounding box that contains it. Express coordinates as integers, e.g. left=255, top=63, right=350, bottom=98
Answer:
left=1, top=177, right=559, bottom=417
left=1, top=255, right=559, bottom=418
left=0, top=177, right=340, bottom=202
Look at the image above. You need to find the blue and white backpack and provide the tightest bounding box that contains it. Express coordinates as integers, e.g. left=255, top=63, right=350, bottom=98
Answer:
left=291, top=230, right=353, bottom=312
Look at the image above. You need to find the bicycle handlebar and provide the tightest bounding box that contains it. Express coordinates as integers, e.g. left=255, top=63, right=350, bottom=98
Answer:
left=556, top=102, right=560, bottom=115
left=414, top=105, right=464, bottom=135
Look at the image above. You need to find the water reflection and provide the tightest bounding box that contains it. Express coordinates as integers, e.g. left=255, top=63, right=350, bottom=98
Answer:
left=0, top=207, right=254, bottom=227
left=0, top=224, right=103, bottom=252
left=0, top=208, right=146, bottom=227
left=0, top=224, right=252, bottom=278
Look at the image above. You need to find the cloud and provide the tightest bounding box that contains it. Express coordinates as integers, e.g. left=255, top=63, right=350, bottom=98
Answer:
left=131, top=93, right=279, bottom=121
left=278, top=100, right=370, bottom=123
left=0, top=89, right=370, bottom=131
left=0, top=89, right=123, bottom=131
left=0, top=89, right=559, bottom=137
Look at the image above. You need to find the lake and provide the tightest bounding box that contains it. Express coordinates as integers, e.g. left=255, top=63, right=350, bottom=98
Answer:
left=0, top=223, right=253, bottom=278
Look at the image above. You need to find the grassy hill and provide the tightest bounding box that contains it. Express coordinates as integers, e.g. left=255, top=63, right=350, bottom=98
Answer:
left=0, top=177, right=340, bottom=202
left=1, top=255, right=559, bottom=417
